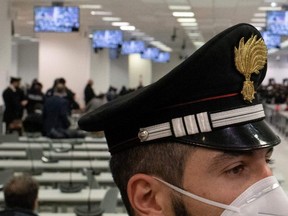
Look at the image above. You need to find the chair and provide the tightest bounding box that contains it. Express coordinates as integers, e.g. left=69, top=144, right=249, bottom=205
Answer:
left=100, top=187, right=119, bottom=213
left=86, top=169, right=100, bottom=189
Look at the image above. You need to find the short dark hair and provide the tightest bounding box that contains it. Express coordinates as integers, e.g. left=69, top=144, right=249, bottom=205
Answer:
left=4, top=174, right=39, bottom=210
left=109, top=142, right=194, bottom=216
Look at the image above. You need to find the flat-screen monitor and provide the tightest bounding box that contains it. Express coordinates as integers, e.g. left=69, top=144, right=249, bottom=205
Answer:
left=153, top=52, right=170, bottom=63
left=261, top=31, right=281, bottom=49
left=266, top=11, right=288, bottom=35
left=34, top=6, right=80, bottom=32
left=121, top=40, right=145, bottom=55
left=141, top=47, right=160, bottom=59
left=92, top=30, right=123, bottom=48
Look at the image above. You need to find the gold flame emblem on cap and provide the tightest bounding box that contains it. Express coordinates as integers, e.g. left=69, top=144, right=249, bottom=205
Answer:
left=234, top=35, right=267, bottom=103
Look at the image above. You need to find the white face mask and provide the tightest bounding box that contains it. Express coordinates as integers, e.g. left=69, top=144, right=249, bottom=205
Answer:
left=153, top=176, right=288, bottom=216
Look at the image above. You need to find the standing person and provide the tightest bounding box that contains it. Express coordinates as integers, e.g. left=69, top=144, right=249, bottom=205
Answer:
left=2, top=77, right=28, bottom=135
left=79, top=24, right=288, bottom=215
left=84, top=79, right=96, bottom=105
left=26, top=80, right=44, bottom=114
left=0, top=174, right=39, bottom=216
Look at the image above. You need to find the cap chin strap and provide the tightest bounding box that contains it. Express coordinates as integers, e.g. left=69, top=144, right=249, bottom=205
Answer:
left=153, top=177, right=240, bottom=213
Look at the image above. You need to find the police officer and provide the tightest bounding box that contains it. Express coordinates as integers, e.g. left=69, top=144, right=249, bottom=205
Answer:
left=79, top=23, right=288, bottom=216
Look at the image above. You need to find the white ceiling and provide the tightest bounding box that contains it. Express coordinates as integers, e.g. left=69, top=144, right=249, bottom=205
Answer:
left=8, top=0, right=287, bottom=55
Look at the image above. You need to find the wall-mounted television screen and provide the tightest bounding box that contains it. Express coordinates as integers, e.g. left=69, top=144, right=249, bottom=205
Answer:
left=153, top=52, right=170, bottom=63
left=92, top=30, right=123, bottom=48
left=266, top=11, right=288, bottom=35
left=261, top=31, right=281, bottom=49
left=141, top=47, right=160, bottom=59
left=121, top=40, right=145, bottom=55
left=34, top=6, right=80, bottom=32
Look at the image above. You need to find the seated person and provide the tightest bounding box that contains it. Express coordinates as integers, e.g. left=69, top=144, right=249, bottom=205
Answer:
left=0, top=174, right=39, bottom=216
left=43, top=82, right=85, bottom=139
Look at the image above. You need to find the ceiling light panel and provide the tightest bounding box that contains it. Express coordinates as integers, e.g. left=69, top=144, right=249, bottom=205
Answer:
left=172, top=12, right=194, bottom=17
left=169, top=5, right=191, bottom=10
left=111, top=22, right=130, bottom=26
left=177, top=18, right=197, bottom=22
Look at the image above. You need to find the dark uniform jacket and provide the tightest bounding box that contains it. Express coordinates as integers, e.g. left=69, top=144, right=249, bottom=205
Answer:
left=2, top=86, right=25, bottom=125
left=0, top=208, right=38, bottom=216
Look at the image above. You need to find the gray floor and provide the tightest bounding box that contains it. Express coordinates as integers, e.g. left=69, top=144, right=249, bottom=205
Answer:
left=270, top=124, right=288, bottom=191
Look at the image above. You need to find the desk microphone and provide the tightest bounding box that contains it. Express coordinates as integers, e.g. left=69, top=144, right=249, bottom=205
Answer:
left=74, top=140, right=103, bottom=216
left=26, top=134, right=42, bottom=176
left=59, top=143, right=83, bottom=193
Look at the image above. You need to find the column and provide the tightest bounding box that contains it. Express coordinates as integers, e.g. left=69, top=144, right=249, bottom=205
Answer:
left=128, top=54, right=152, bottom=89
left=0, top=0, right=12, bottom=105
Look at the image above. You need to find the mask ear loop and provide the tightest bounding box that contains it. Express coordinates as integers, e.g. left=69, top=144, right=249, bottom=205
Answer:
left=153, top=177, right=241, bottom=213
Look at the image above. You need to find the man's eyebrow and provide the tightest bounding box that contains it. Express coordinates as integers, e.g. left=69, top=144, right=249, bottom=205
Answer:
left=207, top=147, right=274, bottom=173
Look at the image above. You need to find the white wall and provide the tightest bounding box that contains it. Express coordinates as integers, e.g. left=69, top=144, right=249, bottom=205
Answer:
left=18, top=43, right=39, bottom=86
left=129, top=54, right=152, bottom=88
left=90, top=48, right=110, bottom=95
left=110, top=54, right=129, bottom=91
left=38, top=33, right=90, bottom=107
left=0, top=0, right=11, bottom=105
left=264, top=56, right=288, bottom=85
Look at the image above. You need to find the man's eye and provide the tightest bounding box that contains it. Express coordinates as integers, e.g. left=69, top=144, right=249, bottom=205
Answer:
left=266, top=158, right=274, bottom=165
left=225, top=165, right=245, bottom=175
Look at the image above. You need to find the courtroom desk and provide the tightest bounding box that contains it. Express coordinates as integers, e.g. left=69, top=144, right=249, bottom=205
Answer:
left=19, top=136, right=107, bottom=144
left=0, top=143, right=108, bottom=151
left=0, top=188, right=122, bottom=204
left=41, top=213, right=127, bottom=216
left=0, top=159, right=109, bottom=171
left=0, top=150, right=110, bottom=160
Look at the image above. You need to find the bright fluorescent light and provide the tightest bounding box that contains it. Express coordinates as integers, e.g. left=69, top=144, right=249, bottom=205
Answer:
left=91, top=11, right=112, bottom=16
left=180, top=22, right=198, bottom=27
left=255, top=26, right=263, bottom=31
left=120, top=25, right=136, bottom=31
left=251, top=18, right=266, bottom=22
left=169, top=5, right=191, bottom=10
left=258, top=6, right=282, bottom=11
left=271, top=2, right=277, bottom=7
left=193, top=41, right=205, bottom=48
left=254, top=13, right=266, bottom=17
left=102, top=17, right=121, bottom=21
left=172, top=12, right=194, bottom=17
left=80, top=5, right=102, bottom=9
left=177, top=18, right=196, bottom=23
left=249, top=22, right=266, bottom=27
left=188, top=32, right=201, bottom=37
left=112, top=22, right=129, bottom=26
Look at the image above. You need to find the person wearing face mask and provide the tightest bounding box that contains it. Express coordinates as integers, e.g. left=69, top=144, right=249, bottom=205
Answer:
left=78, top=23, right=288, bottom=216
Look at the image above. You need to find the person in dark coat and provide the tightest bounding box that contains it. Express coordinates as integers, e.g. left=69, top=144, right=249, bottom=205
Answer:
left=84, top=79, right=96, bottom=105
left=42, top=82, right=71, bottom=138
left=0, top=174, right=39, bottom=216
left=2, top=77, right=28, bottom=134
left=26, top=81, right=44, bottom=115
left=45, top=77, right=79, bottom=113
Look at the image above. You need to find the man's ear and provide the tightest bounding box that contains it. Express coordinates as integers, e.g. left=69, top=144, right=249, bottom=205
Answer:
left=127, top=174, right=168, bottom=216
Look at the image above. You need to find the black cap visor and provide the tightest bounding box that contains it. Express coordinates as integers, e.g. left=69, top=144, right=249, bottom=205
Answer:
left=174, top=120, right=280, bottom=151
